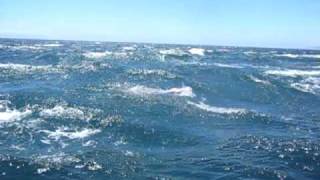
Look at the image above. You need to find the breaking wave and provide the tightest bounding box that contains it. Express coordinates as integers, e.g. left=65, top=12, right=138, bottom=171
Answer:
left=275, top=54, right=320, bottom=59
left=39, top=127, right=101, bottom=140
left=122, top=85, right=195, bottom=97
left=188, top=48, right=205, bottom=56
left=187, top=101, right=247, bottom=114
left=0, top=100, right=32, bottom=123
left=265, top=69, right=320, bottom=77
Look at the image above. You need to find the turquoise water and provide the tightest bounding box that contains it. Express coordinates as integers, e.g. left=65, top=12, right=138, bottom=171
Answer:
left=0, top=38, right=320, bottom=179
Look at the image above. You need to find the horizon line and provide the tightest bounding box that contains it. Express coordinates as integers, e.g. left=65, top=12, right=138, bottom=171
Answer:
left=0, top=36, right=319, bottom=51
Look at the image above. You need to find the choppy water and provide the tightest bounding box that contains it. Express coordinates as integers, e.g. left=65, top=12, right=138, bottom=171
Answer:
left=0, top=38, right=320, bottom=179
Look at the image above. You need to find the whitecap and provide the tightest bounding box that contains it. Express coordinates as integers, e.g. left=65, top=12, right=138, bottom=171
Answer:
left=39, top=105, right=91, bottom=120
left=0, top=101, right=32, bottom=123
left=248, top=75, right=271, bottom=85
left=159, top=48, right=187, bottom=56
left=290, top=77, right=320, bottom=94
left=122, top=46, right=136, bottom=51
left=126, top=85, right=195, bottom=97
left=188, top=48, right=205, bottom=56
left=41, top=43, right=63, bottom=47
left=127, top=69, right=176, bottom=78
left=213, top=63, right=243, bottom=69
left=9, top=45, right=43, bottom=50
left=275, top=54, right=320, bottom=59
left=265, top=69, right=320, bottom=77
left=0, top=63, right=61, bottom=74
left=40, top=127, right=101, bottom=140
left=275, top=54, right=299, bottom=58
left=187, top=101, right=247, bottom=114
left=83, top=51, right=112, bottom=58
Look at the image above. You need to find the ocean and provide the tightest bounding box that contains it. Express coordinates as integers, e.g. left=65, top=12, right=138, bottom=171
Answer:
left=0, top=38, right=319, bottom=179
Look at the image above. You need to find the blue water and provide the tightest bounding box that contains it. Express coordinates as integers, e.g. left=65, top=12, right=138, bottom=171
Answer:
left=0, top=38, right=320, bottom=179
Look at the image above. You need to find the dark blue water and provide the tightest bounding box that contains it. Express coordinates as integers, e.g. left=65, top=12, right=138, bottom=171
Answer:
left=0, top=38, right=320, bottom=179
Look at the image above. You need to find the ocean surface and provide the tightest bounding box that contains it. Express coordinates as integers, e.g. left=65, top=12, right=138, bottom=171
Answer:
left=0, top=38, right=320, bottom=180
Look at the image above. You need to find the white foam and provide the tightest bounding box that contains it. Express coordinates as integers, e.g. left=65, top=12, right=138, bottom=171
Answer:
left=127, top=69, right=176, bottom=78
left=122, top=46, right=136, bottom=51
left=40, top=127, right=101, bottom=140
left=126, top=85, right=195, bottom=97
left=159, top=49, right=187, bottom=56
left=188, top=48, right=205, bottom=56
left=290, top=77, right=320, bottom=94
left=0, top=63, right=61, bottom=74
left=248, top=75, right=271, bottom=85
left=0, top=109, right=31, bottom=123
left=39, top=105, right=90, bottom=120
left=243, top=51, right=257, bottom=56
left=83, top=51, right=112, bottom=58
left=265, top=69, right=320, bottom=77
left=275, top=54, right=299, bottom=58
left=41, top=43, right=63, bottom=47
left=187, top=101, right=247, bottom=114
left=275, top=54, right=320, bottom=59
left=0, top=101, right=31, bottom=123
left=9, top=45, right=43, bottom=50
left=213, top=63, right=243, bottom=69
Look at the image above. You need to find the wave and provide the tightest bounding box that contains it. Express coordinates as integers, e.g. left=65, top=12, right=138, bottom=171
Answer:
left=40, top=43, right=63, bottom=47
left=275, top=54, right=320, bottom=59
left=39, top=127, right=101, bottom=140
left=248, top=75, right=271, bottom=85
left=39, top=105, right=91, bottom=121
left=123, top=85, right=195, bottom=97
left=213, top=63, right=243, bottom=69
left=0, top=100, right=31, bottom=123
left=188, top=48, right=205, bottom=56
left=127, top=69, right=176, bottom=78
left=265, top=69, right=320, bottom=77
left=159, top=48, right=188, bottom=57
left=0, top=63, right=62, bottom=74
left=122, top=46, right=136, bottom=51
left=187, top=101, right=247, bottom=114
left=83, top=51, right=112, bottom=58
left=290, top=77, right=320, bottom=95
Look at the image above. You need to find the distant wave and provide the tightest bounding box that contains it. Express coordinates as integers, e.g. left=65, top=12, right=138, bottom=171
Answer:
left=159, top=48, right=188, bottom=57
left=40, top=43, right=63, bottom=47
left=187, top=101, right=247, bottom=114
left=122, top=85, right=195, bottom=97
left=265, top=69, right=320, bottom=77
left=122, top=46, right=136, bottom=51
left=83, top=51, right=112, bottom=58
left=188, top=48, right=205, bottom=56
left=275, top=54, right=320, bottom=59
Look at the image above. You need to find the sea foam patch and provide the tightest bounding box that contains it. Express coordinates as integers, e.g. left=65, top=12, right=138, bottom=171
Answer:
left=40, top=127, right=101, bottom=140
left=126, top=85, right=195, bottom=97
left=275, top=54, right=320, bottom=59
left=188, top=48, right=205, bottom=56
left=0, top=63, right=62, bottom=74
left=83, top=51, right=112, bottom=58
left=0, top=100, right=32, bottom=123
left=39, top=105, right=92, bottom=121
left=187, top=101, right=247, bottom=114
left=265, top=69, right=320, bottom=77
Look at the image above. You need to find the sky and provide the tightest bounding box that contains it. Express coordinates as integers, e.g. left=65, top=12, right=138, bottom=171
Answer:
left=0, top=0, right=319, bottom=49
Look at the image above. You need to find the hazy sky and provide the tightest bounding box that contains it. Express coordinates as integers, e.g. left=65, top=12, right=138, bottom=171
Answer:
left=0, top=0, right=319, bottom=49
